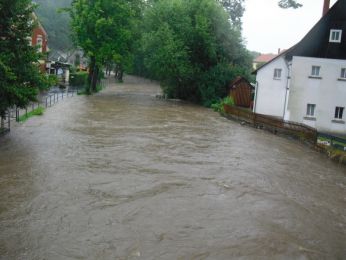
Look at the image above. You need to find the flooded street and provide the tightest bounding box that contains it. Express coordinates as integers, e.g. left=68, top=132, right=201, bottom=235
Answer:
left=0, top=75, right=345, bottom=259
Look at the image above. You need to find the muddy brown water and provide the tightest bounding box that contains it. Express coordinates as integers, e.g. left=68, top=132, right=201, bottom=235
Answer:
left=0, top=76, right=345, bottom=260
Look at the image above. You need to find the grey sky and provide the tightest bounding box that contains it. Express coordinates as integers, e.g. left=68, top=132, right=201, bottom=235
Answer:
left=242, top=0, right=338, bottom=54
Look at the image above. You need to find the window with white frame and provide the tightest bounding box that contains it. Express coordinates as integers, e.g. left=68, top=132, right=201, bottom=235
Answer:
left=36, top=36, right=43, bottom=53
left=306, top=104, right=316, bottom=117
left=329, top=29, right=342, bottom=43
left=340, top=68, right=346, bottom=79
left=273, top=68, right=282, bottom=79
left=335, top=107, right=344, bottom=119
left=311, top=66, right=320, bottom=77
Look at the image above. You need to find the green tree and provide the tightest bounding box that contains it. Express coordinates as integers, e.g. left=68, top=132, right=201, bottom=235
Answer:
left=35, top=0, right=73, bottom=51
left=0, top=0, right=45, bottom=116
left=216, top=0, right=245, bottom=28
left=136, top=0, right=251, bottom=106
left=278, top=0, right=302, bottom=8
left=69, top=0, right=140, bottom=91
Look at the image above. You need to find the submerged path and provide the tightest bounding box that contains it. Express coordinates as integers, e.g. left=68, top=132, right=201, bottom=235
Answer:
left=0, top=75, right=345, bottom=259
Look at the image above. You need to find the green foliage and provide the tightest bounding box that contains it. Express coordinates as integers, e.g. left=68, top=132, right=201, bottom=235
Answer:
left=69, top=0, right=140, bottom=92
left=34, top=0, right=73, bottom=51
left=216, top=0, right=245, bottom=28
left=135, top=0, right=251, bottom=106
left=19, top=107, right=45, bottom=122
left=211, top=96, right=234, bottom=112
left=70, top=72, right=88, bottom=86
left=0, top=0, right=45, bottom=116
left=278, top=0, right=303, bottom=8
left=40, top=74, right=59, bottom=90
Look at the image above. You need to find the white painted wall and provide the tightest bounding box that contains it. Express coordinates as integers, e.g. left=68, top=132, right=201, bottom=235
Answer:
left=254, top=56, right=288, bottom=118
left=288, top=56, right=346, bottom=135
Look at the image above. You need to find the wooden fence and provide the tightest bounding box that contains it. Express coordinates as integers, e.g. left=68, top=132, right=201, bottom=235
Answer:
left=223, top=104, right=318, bottom=144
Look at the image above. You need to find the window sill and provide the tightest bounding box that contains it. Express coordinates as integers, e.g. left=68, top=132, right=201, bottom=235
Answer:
left=273, top=78, right=282, bottom=80
left=304, top=116, right=316, bottom=121
left=308, top=76, right=322, bottom=79
left=337, top=78, right=346, bottom=81
left=331, top=119, right=345, bottom=124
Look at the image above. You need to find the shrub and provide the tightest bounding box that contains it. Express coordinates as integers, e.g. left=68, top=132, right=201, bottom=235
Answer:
left=70, top=71, right=88, bottom=86
left=211, top=96, right=234, bottom=112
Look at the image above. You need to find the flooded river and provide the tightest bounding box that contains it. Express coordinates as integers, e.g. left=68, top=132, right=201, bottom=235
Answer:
left=0, top=76, right=345, bottom=259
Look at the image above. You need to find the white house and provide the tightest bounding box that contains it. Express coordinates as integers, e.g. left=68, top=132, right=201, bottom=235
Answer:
left=253, top=0, right=346, bottom=136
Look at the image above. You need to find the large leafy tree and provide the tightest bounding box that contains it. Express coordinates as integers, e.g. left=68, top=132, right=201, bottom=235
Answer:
left=217, top=0, right=245, bottom=28
left=69, top=0, right=140, bottom=92
left=136, top=0, right=251, bottom=106
left=278, top=0, right=302, bottom=8
left=0, top=0, right=45, bottom=116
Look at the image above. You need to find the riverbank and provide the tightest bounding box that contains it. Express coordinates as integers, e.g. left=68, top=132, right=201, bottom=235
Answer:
left=0, top=75, right=345, bottom=259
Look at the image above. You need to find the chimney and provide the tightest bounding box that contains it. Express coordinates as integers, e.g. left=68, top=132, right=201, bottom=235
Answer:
left=322, top=0, right=330, bottom=16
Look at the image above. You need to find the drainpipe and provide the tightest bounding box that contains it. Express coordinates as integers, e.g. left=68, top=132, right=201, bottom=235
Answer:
left=322, top=0, right=330, bottom=16
left=253, top=81, right=259, bottom=113
left=283, top=62, right=291, bottom=120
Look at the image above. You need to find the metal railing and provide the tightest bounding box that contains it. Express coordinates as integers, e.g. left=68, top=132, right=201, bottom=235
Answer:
left=318, top=133, right=346, bottom=151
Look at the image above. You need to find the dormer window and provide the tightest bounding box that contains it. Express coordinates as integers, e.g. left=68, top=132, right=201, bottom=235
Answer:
left=329, top=29, right=342, bottom=43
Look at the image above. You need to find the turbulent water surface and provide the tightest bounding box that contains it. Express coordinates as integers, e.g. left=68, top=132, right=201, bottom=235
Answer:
left=0, top=76, right=345, bottom=260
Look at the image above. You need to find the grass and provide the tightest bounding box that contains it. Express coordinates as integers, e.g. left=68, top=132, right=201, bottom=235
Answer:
left=326, top=147, right=346, bottom=164
left=18, top=107, right=45, bottom=122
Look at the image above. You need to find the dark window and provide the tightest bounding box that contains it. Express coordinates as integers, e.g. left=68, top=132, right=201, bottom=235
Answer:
left=311, top=66, right=320, bottom=76
left=341, top=68, right=346, bottom=79
left=307, top=104, right=316, bottom=116
left=335, top=107, right=344, bottom=119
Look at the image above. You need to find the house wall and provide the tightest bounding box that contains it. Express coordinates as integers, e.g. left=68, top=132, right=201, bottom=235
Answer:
left=32, top=26, right=48, bottom=53
left=288, top=56, right=346, bottom=135
left=254, top=56, right=289, bottom=118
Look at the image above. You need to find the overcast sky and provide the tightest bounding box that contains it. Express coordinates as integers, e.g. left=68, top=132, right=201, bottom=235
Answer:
left=242, top=0, right=338, bottom=54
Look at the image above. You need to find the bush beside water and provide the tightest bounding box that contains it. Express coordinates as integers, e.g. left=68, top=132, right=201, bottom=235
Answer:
left=70, top=72, right=88, bottom=86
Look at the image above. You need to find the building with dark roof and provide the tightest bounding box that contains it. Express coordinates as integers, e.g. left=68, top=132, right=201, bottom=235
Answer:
left=253, top=0, right=346, bottom=135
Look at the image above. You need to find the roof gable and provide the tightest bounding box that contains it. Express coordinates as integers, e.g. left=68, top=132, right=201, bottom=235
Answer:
left=286, top=0, right=346, bottom=60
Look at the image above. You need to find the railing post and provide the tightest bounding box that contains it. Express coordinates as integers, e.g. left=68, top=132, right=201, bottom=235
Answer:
left=8, top=110, right=10, bottom=130
left=50, top=95, right=52, bottom=107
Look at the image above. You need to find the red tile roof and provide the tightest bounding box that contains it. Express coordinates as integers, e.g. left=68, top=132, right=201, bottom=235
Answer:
left=254, top=54, right=277, bottom=63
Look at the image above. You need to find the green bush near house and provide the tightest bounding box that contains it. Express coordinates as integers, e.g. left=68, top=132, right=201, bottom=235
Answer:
left=211, top=96, right=234, bottom=112
left=70, top=71, right=88, bottom=86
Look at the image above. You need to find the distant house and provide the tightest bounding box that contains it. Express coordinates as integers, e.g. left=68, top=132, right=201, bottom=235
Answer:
left=253, top=0, right=346, bottom=135
left=30, top=13, right=48, bottom=72
left=229, top=77, right=254, bottom=108
left=253, top=53, right=277, bottom=70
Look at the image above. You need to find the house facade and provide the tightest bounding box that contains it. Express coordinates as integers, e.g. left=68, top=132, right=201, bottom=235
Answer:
left=253, top=0, right=346, bottom=135
left=30, top=13, right=48, bottom=72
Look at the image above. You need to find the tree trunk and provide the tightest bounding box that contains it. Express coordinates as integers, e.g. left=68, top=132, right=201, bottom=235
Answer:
left=91, top=65, right=99, bottom=92
left=117, top=64, right=123, bottom=82
left=88, top=56, right=96, bottom=93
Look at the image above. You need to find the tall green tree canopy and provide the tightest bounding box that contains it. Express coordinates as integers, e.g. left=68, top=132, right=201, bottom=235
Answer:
left=0, top=0, right=45, bottom=116
left=70, top=0, right=140, bottom=91
left=217, top=0, right=245, bottom=28
left=134, top=0, right=251, bottom=106
left=278, top=0, right=303, bottom=8
left=35, top=0, right=73, bottom=51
